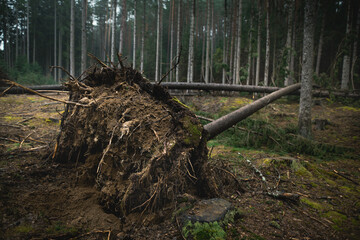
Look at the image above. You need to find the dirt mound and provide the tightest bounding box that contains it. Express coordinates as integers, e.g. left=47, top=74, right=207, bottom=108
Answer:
left=52, top=60, right=216, bottom=218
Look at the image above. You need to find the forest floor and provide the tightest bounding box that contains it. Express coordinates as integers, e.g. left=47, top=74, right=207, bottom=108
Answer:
left=0, top=92, right=360, bottom=239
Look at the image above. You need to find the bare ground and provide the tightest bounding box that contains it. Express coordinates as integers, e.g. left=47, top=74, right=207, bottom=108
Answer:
left=1, top=92, right=360, bottom=239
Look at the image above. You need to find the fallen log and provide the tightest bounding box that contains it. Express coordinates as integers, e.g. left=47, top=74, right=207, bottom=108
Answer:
left=204, top=83, right=302, bottom=139
left=2, top=82, right=359, bottom=98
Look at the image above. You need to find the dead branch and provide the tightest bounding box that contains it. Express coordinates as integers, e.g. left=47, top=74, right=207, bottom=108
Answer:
left=158, top=46, right=182, bottom=85
left=50, top=66, right=76, bottom=81
left=0, top=84, right=14, bottom=97
left=1, top=79, right=90, bottom=107
left=88, top=53, right=109, bottom=68
left=333, top=170, right=359, bottom=185
left=19, top=131, right=34, bottom=149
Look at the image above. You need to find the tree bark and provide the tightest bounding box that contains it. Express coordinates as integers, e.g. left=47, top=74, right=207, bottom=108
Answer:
left=255, top=6, right=261, bottom=87
left=140, top=0, right=146, bottom=72
left=111, top=0, right=116, bottom=63
left=169, top=0, right=174, bottom=81
left=27, top=0, right=30, bottom=64
left=264, top=0, right=270, bottom=86
left=284, top=0, right=294, bottom=86
left=119, top=0, right=127, bottom=54
left=70, top=0, right=75, bottom=76
left=341, top=1, right=351, bottom=90
left=235, top=0, right=243, bottom=85
left=58, top=29, right=62, bottom=80
left=54, top=0, right=57, bottom=83
left=81, top=0, right=87, bottom=74
left=187, top=0, right=195, bottom=83
left=175, top=0, right=181, bottom=83
left=204, top=83, right=301, bottom=139
left=246, top=16, right=253, bottom=85
left=298, top=0, right=316, bottom=139
left=204, top=0, right=211, bottom=84
left=315, top=12, right=325, bottom=76
left=155, top=0, right=162, bottom=82
left=132, top=0, right=137, bottom=68
left=222, top=0, right=228, bottom=85
left=351, top=7, right=360, bottom=89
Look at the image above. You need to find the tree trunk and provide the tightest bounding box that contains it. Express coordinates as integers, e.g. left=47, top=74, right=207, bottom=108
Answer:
left=204, top=83, right=301, bottom=139
left=264, top=0, right=270, bottom=87
left=155, top=0, right=162, bottom=82
left=284, top=0, right=294, bottom=86
left=289, top=8, right=296, bottom=85
left=58, top=29, right=62, bottom=80
left=15, top=9, right=19, bottom=60
left=169, top=0, right=174, bottom=81
left=32, top=27, right=35, bottom=63
left=70, top=0, right=75, bottom=76
left=81, top=0, right=87, bottom=74
left=140, top=0, right=146, bottom=72
left=298, top=0, right=316, bottom=139
left=111, top=0, right=116, bottom=63
left=341, top=1, right=351, bottom=90
left=246, top=16, right=253, bottom=85
left=351, top=7, right=360, bottom=89
left=175, top=0, right=181, bottom=83
left=315, top=12, right=325, bottom=76
left=119, top=0, right=127, bottom=54
left=54, top=0, right=57, bottom=83
left=210, top=0, right=214, bottom=83
left=222, top=0, right=228, bottom=85
left=27, top=0, right=30, bottom=64
left=255, top=7, right=261, bottom=87
left=235, top=0, right=243, bottom=85
left=132, top=0, right=137, bottom=68
left=204, top=0, right=211, bottom=84
left=187, top=0, right=195, bottom=83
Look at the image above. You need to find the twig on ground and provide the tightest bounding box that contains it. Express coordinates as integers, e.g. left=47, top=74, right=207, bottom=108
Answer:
left=333, top=170, right=359, bottom=185
left=19, top=131, right=34, bottom=148
left=17, top=116, right=34, bottom=124
left=0, top=137, right=21, bottom=143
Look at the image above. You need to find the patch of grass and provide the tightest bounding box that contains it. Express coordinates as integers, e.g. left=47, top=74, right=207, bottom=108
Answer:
left=13, top=224, right=34, bottom=234
left=300, top=197, right=327, bottom=211
left=45, top=222, right=79, bottom=235
left=323, top=211, right=347, bottom=231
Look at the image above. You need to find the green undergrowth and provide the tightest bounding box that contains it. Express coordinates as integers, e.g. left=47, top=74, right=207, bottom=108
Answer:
left=200, top=115, right=353, bottom=159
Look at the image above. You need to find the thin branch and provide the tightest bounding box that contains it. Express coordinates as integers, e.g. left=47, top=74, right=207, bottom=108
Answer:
left=88, top=52, right=109, bottom=68
left=1, top=79, right=90, bottom=107
left=158, top=46, right=182, bottom=85
left=50, top=66, right=76, bottom=81
left=0, top=84, right=14, bottom=97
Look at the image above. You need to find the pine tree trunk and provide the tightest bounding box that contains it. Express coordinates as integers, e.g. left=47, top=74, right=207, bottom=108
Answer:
left=32, top=27, right=35, bottom=63
left=175, top=0, right=181, bottom=83
left=222, top=0, right=228, bottom=85
left=111, top=0, right=116, bottom=62
left=235, top=0, right=243, bottom=85
left=187, top=0, right=195, bottom=83
left=81, top=0, right=87, bottom=74
left=264, top=0, right=270, bottom=87
left=15, top=9, right=19, bottom=60
left=351, top=7, right=360, bottom=89
left=54, top=0, right=57, bottom=83
left=284, top=0, right=294, bottom=86
left=315, top=13, right=325, bottom=76
left=132, top=0, right=137, bottom=68
left=169, top=0, right=174, bottom=81
left=341, top=1, right=351, bottom=90
left=58, top=29, right=62, bottom=80
left=26, top=0, right=30, bottom=63
left=140, top=0, right=146, bottom=72
left=155, top=0, right=162, bottom=82
left=289, top=9, right=296, bottom=85
left=246, top=16, right=253, bottom=85
left=119, top=0, right=127, bottom=54
left=70, top=0, right=75, bottom=76
left=210, top=0, right=214, bottom=83
left=298, top=0, right=316, bottom=139
left=255, top=8, right=261, bottom=87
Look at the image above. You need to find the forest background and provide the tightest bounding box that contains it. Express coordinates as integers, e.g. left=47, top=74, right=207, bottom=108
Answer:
left=0, top=0, right=359, bottom=91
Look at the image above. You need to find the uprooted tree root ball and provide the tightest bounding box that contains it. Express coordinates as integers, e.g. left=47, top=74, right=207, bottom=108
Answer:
left=52, top=59, right=233, bottom=219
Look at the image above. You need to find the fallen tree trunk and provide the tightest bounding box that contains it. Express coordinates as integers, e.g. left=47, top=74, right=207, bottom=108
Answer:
left=204, top=83, right=302, bottom=140
left=2, top=82, right=359, bottom=98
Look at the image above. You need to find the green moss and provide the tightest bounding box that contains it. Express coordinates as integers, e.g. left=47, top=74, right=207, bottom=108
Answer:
left=323, top=211, right=347, bottom=230
left=222, top=208, right=245, bottom=226
left=300, top=197, right=325, bottom=211
left=182, top=115, right=202, bottom=146
left=13, top=224, right=34, bottom=234
left=45, top=222, right=79, bottom=235
left=269, top=221, right=281, bottom=229
left=291, top=160, right=312, bottom=177
left=172, top=97, right=190, bottom=109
